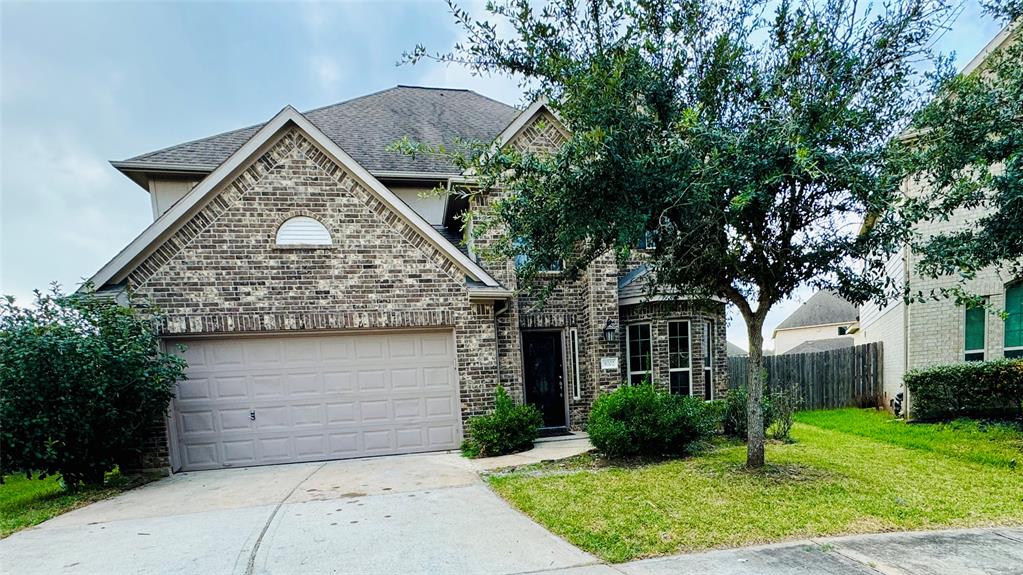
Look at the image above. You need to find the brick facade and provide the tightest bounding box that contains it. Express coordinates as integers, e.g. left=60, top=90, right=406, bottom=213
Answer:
left=119, top=112, right=729, bottom=471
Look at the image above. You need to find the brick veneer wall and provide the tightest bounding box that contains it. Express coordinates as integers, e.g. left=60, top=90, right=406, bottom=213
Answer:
left=128, top=126, right=501, bottom=470
left=618, top=302, right=729, bottom=399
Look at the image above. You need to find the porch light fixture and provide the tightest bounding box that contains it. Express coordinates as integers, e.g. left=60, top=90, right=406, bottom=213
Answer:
left=602, top=319, right=618, bottom=342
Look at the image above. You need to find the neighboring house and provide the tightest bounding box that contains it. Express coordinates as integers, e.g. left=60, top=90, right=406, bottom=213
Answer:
left=726, top=341, right=748, bottom=357
left=771, top=290, right=860, bottom=355
left=859, top=24, right=1023, bottom=410
left=88, top=86, right=727, bottom=472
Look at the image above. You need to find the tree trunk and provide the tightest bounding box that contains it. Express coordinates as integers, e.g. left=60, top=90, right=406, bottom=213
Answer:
left=746, top=319, right=766, bottom=468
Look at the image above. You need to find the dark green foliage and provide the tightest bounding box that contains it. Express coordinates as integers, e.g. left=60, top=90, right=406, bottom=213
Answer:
left=0, top=286, right=186, bottom=490
left=904, top=360, right=1023, bottom=421
left=461, top=386, right=543, bottom=458
left=723, top=387, right=774, bottom=440
left=587, top=384, right=716, bottom=458
left=401, top=0, right=979, bottom=467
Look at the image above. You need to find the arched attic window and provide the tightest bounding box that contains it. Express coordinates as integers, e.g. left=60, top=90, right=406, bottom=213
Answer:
left=275, top=216, right=332, bottom=246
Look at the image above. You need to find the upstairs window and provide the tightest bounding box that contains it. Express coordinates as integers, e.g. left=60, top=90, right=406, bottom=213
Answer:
left=276, top=216, right=332, bottom=246
left=1006, top=284, right=1023, bottom=359
left=964, top=305, right=986, bottom=361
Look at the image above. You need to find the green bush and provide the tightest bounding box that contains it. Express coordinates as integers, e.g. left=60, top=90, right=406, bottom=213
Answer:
left=904, top=359, right=1023, bottom=421
left=461, top=386, right=543, bottom=458
left=587, top=384, right=716, bottom=458
left=722, top=386, right=774, bottom=440
left=0, top=286, right=186, bottom=490
left=769, top=383, right=801, bottom=440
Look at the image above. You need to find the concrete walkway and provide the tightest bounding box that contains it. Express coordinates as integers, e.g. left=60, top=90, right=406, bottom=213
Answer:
left=0, top=446, right=597, bottom=575
left=535, top=527, right=1023, bottom=575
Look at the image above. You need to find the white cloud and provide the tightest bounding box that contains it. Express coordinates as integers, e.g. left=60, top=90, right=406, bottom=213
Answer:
left=310, top=54, right=343, bottom=94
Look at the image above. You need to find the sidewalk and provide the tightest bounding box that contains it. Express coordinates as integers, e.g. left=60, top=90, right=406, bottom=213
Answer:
left=466, top=432, right=593, bottom=472
left=529, top=527, right=1023, bottom=575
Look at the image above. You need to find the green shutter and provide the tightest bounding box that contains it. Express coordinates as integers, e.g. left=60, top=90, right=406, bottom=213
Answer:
left=965, top=307, right=985, bottom=352
left=1006, top=285, right=1023, bottom=349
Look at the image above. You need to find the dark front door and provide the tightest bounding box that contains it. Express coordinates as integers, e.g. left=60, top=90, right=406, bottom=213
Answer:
left=522, top=331, right=567, bottom=428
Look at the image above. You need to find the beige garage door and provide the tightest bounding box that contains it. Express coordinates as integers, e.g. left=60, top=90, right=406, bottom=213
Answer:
left=168, top=331, right=460, bottom=471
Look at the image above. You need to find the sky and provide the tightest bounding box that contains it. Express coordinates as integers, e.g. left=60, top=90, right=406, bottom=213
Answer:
left=0, top=0, right=1005, bottom=350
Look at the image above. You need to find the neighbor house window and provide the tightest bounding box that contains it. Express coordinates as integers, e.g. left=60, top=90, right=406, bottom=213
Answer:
left=1006, top=284, right=1023, bottom=359
left=569, top=328, right=581, bottom=400
left=626, top=324, right=652, bottom=384
left=275, top=216, right=332, bottom=246
left=703, top=320, right=714, bottom=400
left=668, top=321, right=692, bottom=395
left=964, top=304, right=986, bottom=361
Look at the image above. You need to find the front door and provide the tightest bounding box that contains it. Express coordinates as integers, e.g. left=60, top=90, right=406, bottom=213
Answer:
left=522, top=331, right=567, bottom=428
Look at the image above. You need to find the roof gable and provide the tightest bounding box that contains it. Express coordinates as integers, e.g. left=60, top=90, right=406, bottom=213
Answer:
left=774, top=290, right=858, bottom=333
left=89, top=106, right=502, bottom=291
left=114, top=86, right=521, bottom=178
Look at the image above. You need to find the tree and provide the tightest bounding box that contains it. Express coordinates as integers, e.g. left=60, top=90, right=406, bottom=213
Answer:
left=910, top=5, right=1022, bottom=283
left=0, top=286, right=186, bottom=489
left=402, top=0, right=964, bottom=467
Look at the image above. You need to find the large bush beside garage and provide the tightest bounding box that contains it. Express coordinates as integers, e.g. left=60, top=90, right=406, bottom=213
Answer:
left=0, top=286, right=186, bottom=489
left=461, top=386, right=543, bottom=458
left=587, top=383, right=716, bottom=458
left=904, top=359, right=1023, bottom=421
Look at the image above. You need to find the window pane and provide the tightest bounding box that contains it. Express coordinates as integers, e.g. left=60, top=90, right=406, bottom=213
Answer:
left=965, top=351, right=985, bottom=362
left=628, top=324, right=652, bottom=374
left=704, top=320, right=713, bottom=363
left=669, top=371, right=691, bottom=395
left=965, top=306, right=985, bottom=352
left=704, top=368, right=713, bottom=399
left=630, top=373, right=649, bottom=385
left=668, top=321, right=690, bottom=370
left=1006, top=285, right=1023, bottom=349
left=1006, top=349, right=1023, bottom=359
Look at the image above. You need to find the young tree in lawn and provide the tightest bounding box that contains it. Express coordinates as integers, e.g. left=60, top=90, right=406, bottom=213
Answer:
left=401, top=0, right=960, bottom=467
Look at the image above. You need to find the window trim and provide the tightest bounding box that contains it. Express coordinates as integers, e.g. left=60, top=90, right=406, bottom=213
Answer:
left=667, top=320, right=692, bottom=395
left=625, top=323, right=653, bottom=385
left=964, top=304, right=986, bottom=361
left=1006, top=283, right=1023, bottom=358
left=703, top=319, right=715, bottom=400
left=569, top=328, right=581, bottom=400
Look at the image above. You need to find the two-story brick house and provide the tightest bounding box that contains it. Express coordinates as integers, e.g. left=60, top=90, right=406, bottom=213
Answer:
left=88, top=87, right=727, bottom=472
left=859, top=24, right=1022, bottom=410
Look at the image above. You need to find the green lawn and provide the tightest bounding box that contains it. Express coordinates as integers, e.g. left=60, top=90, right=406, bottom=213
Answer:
left=488, top=408, right=1023, bottom=563
left=0, top=471, right=156, bottom=538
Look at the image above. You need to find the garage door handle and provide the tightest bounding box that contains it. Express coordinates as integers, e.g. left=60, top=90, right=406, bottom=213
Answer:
left=250, top=410, right=256, bottom=421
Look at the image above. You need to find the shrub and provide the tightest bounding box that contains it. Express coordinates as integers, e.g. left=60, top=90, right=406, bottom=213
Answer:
left=769, top=383, right=801, bottom=440
left=0, top=286, right=186, bottom=490
left=461, top=386, right=543, bottom=458
left=904, top=359, right=1023, bottom=421
left=588, top=383, right=716, bottom=458
left=703, top=399, right=728, bottom=432
left=722, top=386, right=774, bottom=440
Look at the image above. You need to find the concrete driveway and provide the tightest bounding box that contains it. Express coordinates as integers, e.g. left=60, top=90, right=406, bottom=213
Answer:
left=0, top=451, right=598, bottom=575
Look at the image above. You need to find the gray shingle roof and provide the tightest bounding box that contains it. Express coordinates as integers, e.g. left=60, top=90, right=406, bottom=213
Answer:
left=775, top=290, right=858, bottom=331
left=617, top=265, right=651, bottom=300
left=783, top=336, right=855, bottom=355
left=120, top=86, right=521, bottom=175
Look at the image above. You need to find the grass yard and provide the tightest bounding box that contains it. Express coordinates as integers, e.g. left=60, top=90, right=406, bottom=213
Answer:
left=0, top=471, right=156, bottom=538
left=488, top=408, right=1023, bottom=563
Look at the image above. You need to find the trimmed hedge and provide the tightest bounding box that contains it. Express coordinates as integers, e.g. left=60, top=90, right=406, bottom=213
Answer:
left=588, top=384, right=716, bottom=458
left=904, top=359, right=1023, bottom=421
left=461, top=386, right=543, bottom=458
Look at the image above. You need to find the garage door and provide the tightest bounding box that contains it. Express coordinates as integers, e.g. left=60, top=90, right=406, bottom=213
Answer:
left=168, top=331, right=460, bottom=471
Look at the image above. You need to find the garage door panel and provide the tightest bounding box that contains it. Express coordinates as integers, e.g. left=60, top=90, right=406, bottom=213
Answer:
left=169, top=331, right=460, bottom=470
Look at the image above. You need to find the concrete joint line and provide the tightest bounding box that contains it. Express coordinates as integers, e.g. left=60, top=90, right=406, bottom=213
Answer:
left=242, top=462, right=327, bottom=575
left=988, top=528, right=1023, bottom=545
left=509, top=560, right=622, bottom=575
left=809, top=539, right=911, bottom=575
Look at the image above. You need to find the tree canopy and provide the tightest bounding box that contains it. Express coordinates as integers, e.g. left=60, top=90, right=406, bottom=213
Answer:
left=402, top=0, right=1011, bottom=466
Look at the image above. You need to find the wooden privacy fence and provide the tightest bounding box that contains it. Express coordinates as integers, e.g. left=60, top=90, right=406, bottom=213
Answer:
left=727, top=342, right=883, bottom=410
